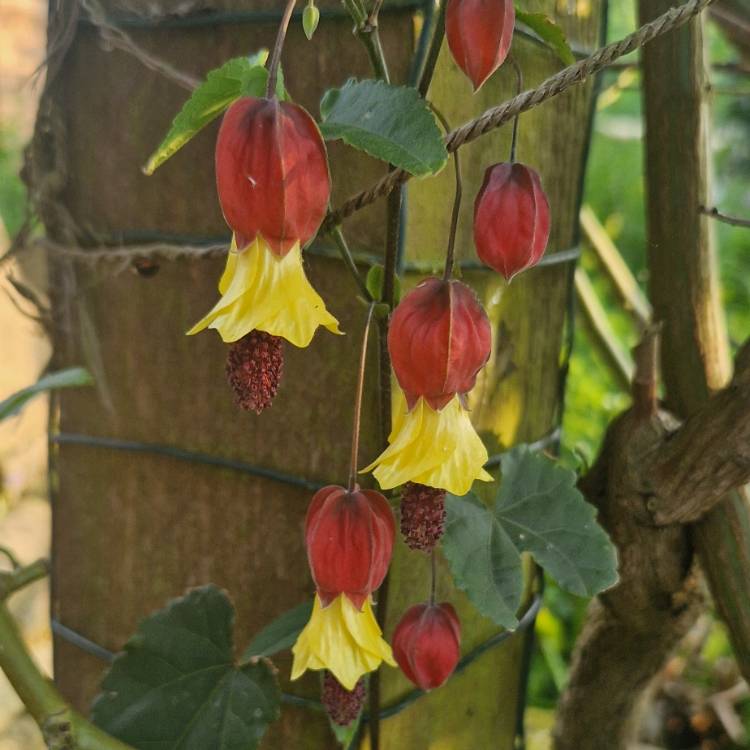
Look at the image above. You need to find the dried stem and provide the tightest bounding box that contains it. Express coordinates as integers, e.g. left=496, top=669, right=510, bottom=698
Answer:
left=509, top=56, right=523, bottom=162
left=430, top=105, right=462, bottom=281
left=349, top=303, right=376, bottom=492
left=700, top=205, right=750, bottom=228
left=266, top=0, right=297, bottom=98
left=330, top=226, right=373, bottom=301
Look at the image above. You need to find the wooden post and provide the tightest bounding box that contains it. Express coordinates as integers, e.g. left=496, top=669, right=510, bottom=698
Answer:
left=639, top=0, right=750, bottom=680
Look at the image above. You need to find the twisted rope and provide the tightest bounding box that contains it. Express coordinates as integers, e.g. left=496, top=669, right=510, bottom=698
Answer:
left=322, top=0, right=716, bottom=231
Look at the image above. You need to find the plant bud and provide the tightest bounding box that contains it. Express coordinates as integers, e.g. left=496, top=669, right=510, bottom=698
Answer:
left=225, top=330, right=284, bottom=413
left=473, top=162, right=551, bottom=280
left=446, top=0, right=515, bottom=91
left=215, top=97, right=330, bottom=255
left=392, top=602, right=461, bottom=690
left=305, top=485, right=395, bottom=610
left=388, top=278, right=491, bottom=410
left=400, top=483, right=446, bottom=553
left=321, top=672, right=366, bottom=726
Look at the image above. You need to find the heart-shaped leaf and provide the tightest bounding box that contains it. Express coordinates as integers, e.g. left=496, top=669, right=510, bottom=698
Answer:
left=319, top=79, right=447, bottom=176
left=92, top=585, right=280, bottom=750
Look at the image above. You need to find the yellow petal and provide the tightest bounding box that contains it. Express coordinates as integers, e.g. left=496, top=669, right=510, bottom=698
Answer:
left=187, top=236, right=342, bottom=347
left=362, top=390, right=492, bottom=496
left=291, top=594, right=395, bottom=691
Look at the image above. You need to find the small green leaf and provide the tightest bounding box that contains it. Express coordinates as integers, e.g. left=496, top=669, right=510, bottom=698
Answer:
left=319, top=79, right=448, bottom=176
left=242, top=600, right=312, bottom=660
left=495, top=447, right=619, bottom=597
left=329, top=711, right=361, bottom=747
left=0, top=367, right=92, bottom=421
left=515, top=10, right=575, bottom=66
left=442, top=494, right=522, bottom=629
left=366, top=264, right=401, bottom=303
left=303, top=2, right=320, bottom=39
left=143, top=52, right=280, bottom=175
left=92, top=585, right=281, bottom=750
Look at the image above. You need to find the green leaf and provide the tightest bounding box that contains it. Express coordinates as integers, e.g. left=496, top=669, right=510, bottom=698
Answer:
left=242, top=600, right=312, bottom=660
left=92, top=585, right=281, bottom=750
left=495, top=447, right=618, bottom=597
left=143, top=52, right=281, bottom=175
left=0, top=367, right=92, bottom=421
left=515, top=10, right=575, bottom=66
left=329, top=712, right=361, bottom=748
left=365, top=264, right=401, bottom=304
left=319, top=79, right=447, bottom=176
left=442, top=494, right=522, bottom=629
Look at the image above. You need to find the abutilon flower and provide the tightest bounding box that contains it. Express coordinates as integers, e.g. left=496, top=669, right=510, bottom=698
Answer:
left=474, top=162, right=551, bottom=280
left=292, top=485, right=397, bottom=689
left=305, top=485, right=395, bottom=610
left=446, top=0, right=515, bottom=90
left=392, top=602, right=461, bottom=690
left=291, top=594, right=396, bottom=691
left=188, top=96, right=341, bottom=347
left=363, top=278, right=493, bottom=496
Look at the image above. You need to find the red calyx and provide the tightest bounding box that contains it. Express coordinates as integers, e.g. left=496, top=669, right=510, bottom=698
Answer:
left=225, top=330, right=284, bottom=414
left=392, top=602, right=461, bottom=690
left=321, top=672, right=366, bottom=726
left=446, top=0, right=515, bottom=91
left=215, top=97, right=331, bottom=256
left=388, top=277, right=491, bottom=411
left=305, top=485, right=395, bottom=610
left=473, top=162, right=551, bottom=281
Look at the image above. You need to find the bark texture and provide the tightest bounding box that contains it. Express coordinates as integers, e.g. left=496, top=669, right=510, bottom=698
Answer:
left=639, top=0, right=750, bottom=682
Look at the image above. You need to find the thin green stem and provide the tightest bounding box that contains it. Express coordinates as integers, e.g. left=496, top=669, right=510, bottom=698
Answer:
left=417, top=0, right=446, bottom=97
left=429, top=551, right=437, bottom=606
left=342, top=0, right=390, bottom=82
left=349, top=303, right=376, bottom=492
left=330, top=226, right=373, bottom=301
left=0, top=546, right=21, bottom=569
left=265, top=0, right=297, bottom=98
left=0, top=559, right=50, bottom=600
left=430, top=105, right=462, bottom=281
left=0, top=603, right=133, bottom=750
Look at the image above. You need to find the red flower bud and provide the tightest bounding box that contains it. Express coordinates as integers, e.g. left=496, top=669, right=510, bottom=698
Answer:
left=215, top=97, right=331, bottom=256
left=225, top=330, right=284, bottom=414
left=305, top=485, right=395, bottom=610
left=388, top=278, right=491, bottom=410
left=392, top=602, right=461, bottom=690
left=473, top=162, right=551, bottom=280
left=446, top=0, right=515, bottom=91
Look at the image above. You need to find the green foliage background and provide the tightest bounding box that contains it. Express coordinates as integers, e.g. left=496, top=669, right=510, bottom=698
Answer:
left=532, top=4, right=750, bottom=722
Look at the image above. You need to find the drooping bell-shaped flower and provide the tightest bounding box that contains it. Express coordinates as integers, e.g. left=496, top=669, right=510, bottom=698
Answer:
left=305, top=485, right=395, bottom=610
left=392, top=602, right=461, bottom=690
left=189, top=97, right=340, bottom=347
left=216, top=96, right=331, bottom=255
left=291, top=594, right=396, bottom=691
left=363, top=278, right=493, bottom=496
left=446, top=0, right=515, bottom=91
left=388, top=278, right=492, bottom=410
left=474, top=162, right=551, bottom=280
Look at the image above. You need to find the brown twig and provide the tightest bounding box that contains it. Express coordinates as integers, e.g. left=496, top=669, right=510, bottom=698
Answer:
left=700, top=205, right=750, bottom=228
left=266, top=0, right=297, bottom=98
